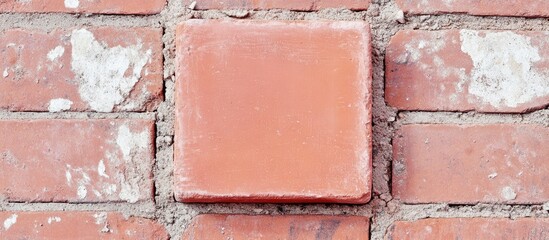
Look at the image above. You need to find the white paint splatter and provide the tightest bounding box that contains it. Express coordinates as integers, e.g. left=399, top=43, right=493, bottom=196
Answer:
left=442, top=0, right=454, bottom=7
left=115, top=125, right=150, bottom=203
left=501, top=186, right=517, bottom=201
left=93, top=212, right=107, bottom=225
left=70, top=29, right=152, bottom=112
left=460, top=30, right=549, bottom=108
left=116, top=125, right=149, bottom=159
left=47, top=46, right=65, bottom=61
left=398, top=37, right=446, bottom=64
left=75, top=171, right=91, bottom=199
left=93, top=190, right=102, bottom=197
left=3, top=214, right=17, bottom=230
left=98, top=160, right=109, bottom=178
left=64, top=0, right=79, bottom=8
left=77, top=185, right=87, bottom=199
left=65, top=165, right=72, bottom=186
left=47, top=217, right=61, bottom=224
left=48, top=98, right=73, bottom=112
left=102, top=184, right=117, bottom=195
left=119, top=181, right=140, bottom=203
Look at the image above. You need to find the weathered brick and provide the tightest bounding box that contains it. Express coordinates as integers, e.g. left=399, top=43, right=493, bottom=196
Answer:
left=0, top=27, right=163, bottom=112
left=0, top=119, right=155, bottom=203
left=387, top=218, right=549, bottom=240
left=193, top=0, right=370, bottom=10
left=395, top=0, right=549, bottom=17
left=182, top=215, right=370, bottom=239
left=393, top=124, right=549, bottom=204
left=386, top=30, right=549, bottom=113
left=0, top=0, right=165, bottom=14
left=175, top=20, right=372, bottom=203
left=0, top=212, right=168, bottom=239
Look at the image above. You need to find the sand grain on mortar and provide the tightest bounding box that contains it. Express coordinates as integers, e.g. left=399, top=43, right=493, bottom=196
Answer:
left=1, top=0, right=549, bottom=239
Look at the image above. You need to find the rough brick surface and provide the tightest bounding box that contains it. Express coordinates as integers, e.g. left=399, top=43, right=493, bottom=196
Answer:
left=0, top=28, right=163, bottom=112
left=0, top=212, right=168, bottom=239
left=175, top=20, right=372, bottom=203
left=0, top=119, right=155, bottom=203
left=386, top=30, right=549, bottom=113
left=393, top=124, right=549, bottom=204
left=0, top=0, right=165, bottom=14
left=387, top=218, right=549, bottom=240
left=395, top=0, right=549, bottom=17
left=194, top=0, right=370, bottom=10
left=182, top=215, right=370, bottom=239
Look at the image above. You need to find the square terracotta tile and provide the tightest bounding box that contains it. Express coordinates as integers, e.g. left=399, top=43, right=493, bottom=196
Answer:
left=175, top=20, right=372, bottom=203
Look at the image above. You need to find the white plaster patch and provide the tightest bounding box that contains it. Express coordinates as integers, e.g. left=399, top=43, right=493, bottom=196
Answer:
left=460, top=30, right=549, bottom=108
left=64, top=0, right=79, bottom=8
left=48, top=98, right=73, bottom=112
left=98, top=160, right=109, bottom=178
left=47, top=46, right=65, bottom=61
left=501, top=186, right=517, bottom=201
left=70, top=29, right=152, bottom=112
left=47, top=217, right=61, bottom=224
left=3, top=214, right=17, bottom=230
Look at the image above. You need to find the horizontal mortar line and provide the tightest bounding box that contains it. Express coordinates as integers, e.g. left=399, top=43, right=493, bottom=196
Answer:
left=0, top=15, right=164, bottom=29
left=189, top=9, right=549, bottom=22
left=0, top=14, right=546, bottom=32
left=185, top=11, right=549, bottom=28
left=167, top=202, right=375, bottom=213
left=397, top=23, right=549, bottom=32
left=0, top=12, right=164, bottom=18
left=392, top=212, right=549, bottom=221
left=0, top=202, right=156, bottom=212
left=405, top=14, right=549, bottom=22
left=396, top=111, right=548, bottom=125
left=399, top=202, right=547, bottom=208
left=0, top=112, right=156, bottom=120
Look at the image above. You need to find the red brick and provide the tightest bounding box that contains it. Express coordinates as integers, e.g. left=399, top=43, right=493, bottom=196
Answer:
left=395, top=0, right=549, bottom=17
left=0, top=119, right=155, bottom=203
left=387, top=218, right=549, bottom=240
left=393, top=124, right=549, bottom=204
left=182, top=215, right=369, bottom=239
left=0, top=27, right=163, bottom=112
left=386, top=30, right=549, bottom=113
left=193, top=0, right=370, bottom=10
left=0, top=0, right=165, bottom=14
left=175, top=20, right=372, bottom=203
left=0, top=212, right=168, bottom=239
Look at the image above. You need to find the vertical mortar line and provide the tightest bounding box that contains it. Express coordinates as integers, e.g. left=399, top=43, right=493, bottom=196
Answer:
left=151, top=0, right=190, bottom=238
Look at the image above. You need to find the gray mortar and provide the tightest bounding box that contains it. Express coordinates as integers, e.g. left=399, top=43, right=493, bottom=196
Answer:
left=0, top=0, right=548, bottom=239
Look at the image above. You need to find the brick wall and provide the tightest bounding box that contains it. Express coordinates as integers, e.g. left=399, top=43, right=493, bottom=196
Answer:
left=1, top=0, right=548, bottom=239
